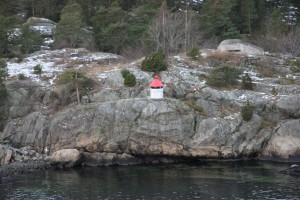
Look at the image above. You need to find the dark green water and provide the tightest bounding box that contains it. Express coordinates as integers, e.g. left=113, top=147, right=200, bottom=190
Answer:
left=0, top=161, right=299, bottom=200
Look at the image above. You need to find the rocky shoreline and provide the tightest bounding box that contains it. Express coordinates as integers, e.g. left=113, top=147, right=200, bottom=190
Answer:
left=0, top=161, right=50, bottom=179
left=1, top=144, right=300, bottom=179
left=0, top=144, right=51, bottom=179
left=0, top=144, right=187, bottom=179
left=0, top=144, right=47, bottom=164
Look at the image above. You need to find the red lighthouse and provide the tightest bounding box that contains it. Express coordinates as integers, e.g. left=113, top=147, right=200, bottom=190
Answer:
left=149, top=76, right=164, bottom=99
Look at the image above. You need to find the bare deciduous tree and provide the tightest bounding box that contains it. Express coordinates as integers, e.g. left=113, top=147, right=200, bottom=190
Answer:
left=252, top=26, right=300, bottom=57
left=280, top=26, right=300, bottom=57
left=149, top=9, right=202, bottom=54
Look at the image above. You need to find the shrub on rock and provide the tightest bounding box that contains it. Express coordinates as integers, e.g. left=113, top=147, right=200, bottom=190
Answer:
left=121, top=69, right=130, bottom=78
left=207, top=64, right=242, bottom=87
left=18, top=73, right=26, bottom=80
left=121, top=69, right=136, bottom=87
left=141, top=50, right=167, bottom=72
left=241, top=101, right=254, bottom=121
left=124, top=73, right=136, bottom=87
left=33, top=64, right=42, bottom=74
left=187, top=47, right=200, bottom=59
left=242, top=73, right=253, bottom=90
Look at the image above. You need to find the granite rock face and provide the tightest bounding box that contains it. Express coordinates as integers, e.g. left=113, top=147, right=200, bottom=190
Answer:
left=1, top=78, right=300, bottom=162
left=1, top=50, right=300, bottom=163
left=260, top=119, right=300, bottom=161
left=0, top=96, right=282, bottom=161
left=276, top=95, right=300, bottom=118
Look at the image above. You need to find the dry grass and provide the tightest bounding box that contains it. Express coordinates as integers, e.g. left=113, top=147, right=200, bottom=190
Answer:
left=53, top=57, right=72, bottom=65
left=255, top=57, right=287, bottom=78
left=260, top=119, right=278, bottom=129
left=207, top=51, right=233, bottom=60
left=206, top=51, right=246, bottom=67
left=83, top=62, right=130, bottom=79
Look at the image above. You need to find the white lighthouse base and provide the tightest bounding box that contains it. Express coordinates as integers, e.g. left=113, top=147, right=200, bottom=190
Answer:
left=150, top=88, right=163, bottom=99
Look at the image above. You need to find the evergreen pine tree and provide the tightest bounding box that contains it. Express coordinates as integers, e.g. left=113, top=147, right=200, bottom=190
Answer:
left=0, top=15, right=18, bottom=57
left=207, top=65, right=241, bottom=87
left=19, top=25, right=43, bottom=54
left=199, top=0, right=240, bottom=40
left=242, top=73, right=253, bottom=90
left=92, top=2, right=127, bottom=53
left=54, top=2, right=88, bottom=48
left=240, top=0, right=258, bottom=35
left=267, top=9, right=288, bottom=37
left=56, top=70, right=89, bottom=105
left=241, top=101, right=254, bottom=121
left=141, top=50, right=167, bottom=72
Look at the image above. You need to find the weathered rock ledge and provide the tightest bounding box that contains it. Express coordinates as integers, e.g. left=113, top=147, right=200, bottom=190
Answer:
left=1, top=96, right=299, bottom=166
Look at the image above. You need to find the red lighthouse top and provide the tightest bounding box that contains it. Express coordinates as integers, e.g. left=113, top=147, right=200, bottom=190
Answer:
left=149, top=76, right=164, bottom=88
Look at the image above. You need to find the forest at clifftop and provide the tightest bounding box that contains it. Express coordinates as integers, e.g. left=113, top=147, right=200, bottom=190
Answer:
left=0, top=0, right=300, bottom=59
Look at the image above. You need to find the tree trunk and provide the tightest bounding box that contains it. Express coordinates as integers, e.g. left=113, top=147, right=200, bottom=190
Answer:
left=32, top=0, right=35, bottom=16
left=75, top=72, right=80, bottom=105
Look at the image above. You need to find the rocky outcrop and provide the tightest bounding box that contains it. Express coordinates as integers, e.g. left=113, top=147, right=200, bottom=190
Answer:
left=0, top=97, right=271, bottom=160
left=1, top=49, right=300, bottom=165
left=189, top=114, right=267, bottom=158
left=0, top=80, right=299, bottom=162
left=276, top=95, right=300, bottom=118
left=260, top=119, right=300, bottom=161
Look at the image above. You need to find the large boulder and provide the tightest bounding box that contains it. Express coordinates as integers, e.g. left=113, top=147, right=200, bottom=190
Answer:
left=217, top=39, right=264, bottom=55
left=279, top=164, right=300, bottom=177
left=24, top=17, right=56, bottom=36
left=45, top=149, right=83, bottom=168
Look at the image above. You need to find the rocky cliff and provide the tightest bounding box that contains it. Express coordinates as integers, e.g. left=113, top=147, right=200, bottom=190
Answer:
left=1, top=49, right=300, bottom=167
